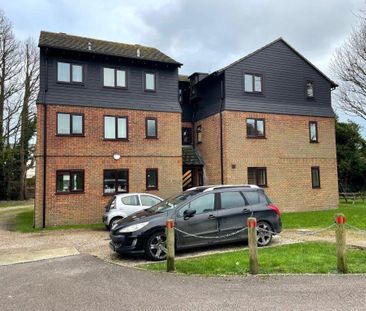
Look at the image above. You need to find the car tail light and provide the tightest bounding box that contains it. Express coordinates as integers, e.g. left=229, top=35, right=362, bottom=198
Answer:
left=268, top=203, right=281, bottom=217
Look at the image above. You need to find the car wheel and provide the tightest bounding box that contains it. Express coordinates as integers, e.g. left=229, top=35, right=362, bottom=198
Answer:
left=256, top=221, right=273, bottom=247
left=145, top=231, right=167, bottom=261
left=109, top=217, right=122, bottom=230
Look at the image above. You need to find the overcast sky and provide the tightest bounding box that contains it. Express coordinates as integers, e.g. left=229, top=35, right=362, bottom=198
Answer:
left=2, top=0, right=366, bottom=136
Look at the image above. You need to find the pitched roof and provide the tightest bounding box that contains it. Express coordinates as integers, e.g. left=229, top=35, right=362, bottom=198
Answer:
left=179, top=74, right=190, bottom=82
left=211, top=38, right=337, bottom=88
left=39, top=31, right=182, bottom=66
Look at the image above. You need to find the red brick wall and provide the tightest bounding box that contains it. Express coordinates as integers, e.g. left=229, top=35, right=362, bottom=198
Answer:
left=35, top=104, right=182, bottom=227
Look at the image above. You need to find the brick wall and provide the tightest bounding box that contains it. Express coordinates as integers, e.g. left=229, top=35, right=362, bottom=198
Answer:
left=222, top=110, right=339, bottom=211
left=35, top=104, right=182, bottom=227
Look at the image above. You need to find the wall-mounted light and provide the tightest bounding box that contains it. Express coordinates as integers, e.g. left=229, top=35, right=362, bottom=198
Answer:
left=113, top=153, right=121, bottom=160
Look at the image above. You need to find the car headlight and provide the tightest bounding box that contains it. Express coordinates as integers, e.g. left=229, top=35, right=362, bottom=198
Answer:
left=118, top=222, right=149, bottom=233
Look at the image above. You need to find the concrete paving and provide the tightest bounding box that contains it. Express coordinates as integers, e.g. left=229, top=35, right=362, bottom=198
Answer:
left=1, top=254, right=366, bottom=311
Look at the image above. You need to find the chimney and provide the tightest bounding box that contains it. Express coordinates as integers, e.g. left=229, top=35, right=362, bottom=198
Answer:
left=136, top=48, right=141, bottom=57
left=88, top=42, right=92, bottom=51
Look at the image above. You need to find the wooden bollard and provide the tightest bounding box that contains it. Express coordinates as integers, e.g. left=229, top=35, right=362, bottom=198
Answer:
left=247, top=217, right=259, bottom=275
left=335, top=213, right=347, bottom=273
left=166, top=219, right=175, bottom=272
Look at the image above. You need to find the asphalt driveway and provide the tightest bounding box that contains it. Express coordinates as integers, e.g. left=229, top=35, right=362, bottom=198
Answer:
left=1, top=254, right=366, bottom=311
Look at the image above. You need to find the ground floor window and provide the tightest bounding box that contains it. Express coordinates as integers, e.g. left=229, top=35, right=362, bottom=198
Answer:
left=247, top=167, right=267, bottom=187
left=146, top=168, right=158, bottom=190
left=103, top=169, right=129, bottom=194
left=311, top=166, right=320, bottom=188
left=56, top=170, right=84, bottom=193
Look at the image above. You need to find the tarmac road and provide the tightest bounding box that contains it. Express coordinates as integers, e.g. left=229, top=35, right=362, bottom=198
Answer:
left=1, top=254, right=366, bottom=311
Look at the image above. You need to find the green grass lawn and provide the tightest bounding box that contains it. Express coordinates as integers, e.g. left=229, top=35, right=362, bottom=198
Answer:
left=0, top=199, right=34, bottom=208
left=142, top=242, right=366, bottom=275
left=13, top=208, right=104, bottom=233
left=282, top=201, right=366, bottom=229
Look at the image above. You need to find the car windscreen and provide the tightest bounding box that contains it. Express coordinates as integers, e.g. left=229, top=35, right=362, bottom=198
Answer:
left=146, top=190, right=201, bottom=213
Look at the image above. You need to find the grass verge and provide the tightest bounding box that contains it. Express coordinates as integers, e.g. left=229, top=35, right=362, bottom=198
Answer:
left=282, top=201, right=366, bottom=229
left=13, top=209, right=104, bottom=233
left=0, top=199, right=34, bottom=208
left=141, top=242, right=366, bottom=275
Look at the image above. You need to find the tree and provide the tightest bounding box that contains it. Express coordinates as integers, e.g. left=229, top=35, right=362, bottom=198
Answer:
left=336, top=120, right=366, bottom=192
left=332, top=16, right=366, bottom=120
left=18, top=40, right=38, bottom=200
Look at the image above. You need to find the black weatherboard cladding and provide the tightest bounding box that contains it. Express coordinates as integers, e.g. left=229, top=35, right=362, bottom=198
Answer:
left=37, top=32, right=181, bottom=113
left=193, top=39, right=336, bottom=121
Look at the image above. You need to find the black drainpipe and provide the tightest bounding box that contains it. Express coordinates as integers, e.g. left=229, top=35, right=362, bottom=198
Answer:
left=42, top=48, right=49, bottom=228
left=219, top=74, right=225, bottom=185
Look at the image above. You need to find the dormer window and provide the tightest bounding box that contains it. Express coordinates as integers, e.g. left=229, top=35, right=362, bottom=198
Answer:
left=244, top=73, right=262, bottom=93
left=103, top=68, right=127, bottom=88
left=306, top=81, right=314, bottom=98
left=145, top=72, right=156, bottom=91
left=57, top=62, right=83, bottom=83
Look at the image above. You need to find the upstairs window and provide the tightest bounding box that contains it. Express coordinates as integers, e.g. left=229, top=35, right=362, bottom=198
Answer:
left=311, top=167, right=320, bottom=188
left=57, top=113, right=84, bottom=136
left=103, top=68, right=127, bottom=88
left=246, top=118, right=265, bottom=138
left=309, top=121, right=318, bottom=143
left=306, top=81, right=314, bottom=98
left=244, top=73, right=262, bottom=93
left=182, top=127, right=192, bottom=145
left=146, top=117, right=157, bottom=138
left=248, top=167, right=267, bottom=187
left=56, top=170, right=84, bottom=193
left=57, top=62, right=83, bottom=83
left=196, top=125, right=202, bottom=143
left=146, top=168, right=158, bottom=190
left=104, top=116, right=128, bottom=140
left=145, top=72, right=156, bottom=91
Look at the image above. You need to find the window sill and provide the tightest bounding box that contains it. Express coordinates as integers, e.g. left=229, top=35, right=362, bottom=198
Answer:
left=56, top=81, right=85, bottom=87
left=244, top=91, right=264, bottom=96
left=246, top=136, right=266, bottom=139
left=144, top=89, right=156, bottom=93
left=56, top=134, right=85, bottom=137
left=145, top=137, right=158, bottom=140
left=103, top=138, right=129, bottom=142
left=55, top=191, right=85, bottom=195
left=102, top=85, right=128, bottom=90
left=312, top=186, right=321, bottom=189
left=103, top=192, right=128, bottom=196
left=146, top=188, right=159, bottom=191
left=310, top=141, right=319, bottom=144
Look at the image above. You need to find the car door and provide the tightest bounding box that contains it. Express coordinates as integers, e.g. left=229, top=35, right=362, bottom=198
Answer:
left=139, top=195, right=162, bottom=208
left=174, top=193, right=218, bottom=248
left=216, top=191, right=249, bottom=241
left=242, top=190, right=270, bottom=219
left=120, top=194, right=141, bottom=216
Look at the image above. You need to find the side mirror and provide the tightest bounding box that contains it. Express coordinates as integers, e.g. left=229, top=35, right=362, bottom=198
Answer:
left=183, top=208, right=196, bottom=219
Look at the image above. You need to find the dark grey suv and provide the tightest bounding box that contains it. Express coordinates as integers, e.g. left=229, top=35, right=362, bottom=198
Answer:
left=109, top=185, right=282, bottom=260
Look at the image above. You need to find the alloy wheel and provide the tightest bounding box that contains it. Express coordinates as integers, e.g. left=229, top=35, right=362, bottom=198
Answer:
left=256, top=222, right=273, bottom=247
left=147, top=232, right=167, bottom=260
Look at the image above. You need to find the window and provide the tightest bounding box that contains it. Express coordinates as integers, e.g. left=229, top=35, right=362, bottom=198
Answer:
left=121, top=195, right=140, bottom=206
left=220, top=192, right=245, bottom=209
left=140, top=195, right=161, bottom=206
left=103, top=169, right=129, bottom=194
left=306, top=81, right=314, bottom=98
left=57, top=113, right=84, bottom=136
left=104, top=116, right=128, bottom=140
left=246, top=118, right=265, bottom=138
left=146, top=168, right=158, bottom=190
left=179, top=193, right=215, bottom=216
left=309, top=121, right=318, bottom=143
left=57, top=62, right=83, bottom=83
left=196, top=125, right=202, bottom=143
left=103, top=68, right=127, bottom=88
left=56, top=170, right=84, bottom=193
left=182, top=127, right=192, bottom=145
left=244, top=73, right=262, bottom=93
left=145, top=72, right=156, bottom=91
left=248, top=167, right=267, bottom=187
left=311, top=167, right=320, bottom=188
left=243, top=191, right=268, bottom=205
left=146, top=118, right=157, bottom=138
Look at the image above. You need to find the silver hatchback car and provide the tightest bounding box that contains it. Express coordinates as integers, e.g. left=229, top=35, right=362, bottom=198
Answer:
left=103, top=193, right=163, bottom=229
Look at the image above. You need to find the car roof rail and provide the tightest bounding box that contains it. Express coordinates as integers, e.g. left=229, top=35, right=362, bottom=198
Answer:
left=202, top=184, right=260, bottom=192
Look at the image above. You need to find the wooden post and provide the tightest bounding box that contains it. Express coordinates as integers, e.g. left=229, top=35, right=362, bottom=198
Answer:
left=166, top=219, right=175, bottom=272
left=247, top=217, right=259, bottom=275
left=335, top=213, right=347, bottom=273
